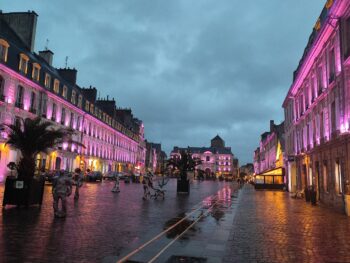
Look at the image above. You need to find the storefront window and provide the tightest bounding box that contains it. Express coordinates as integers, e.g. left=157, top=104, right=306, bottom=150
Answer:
left=335, top=160, right=343, bottom=194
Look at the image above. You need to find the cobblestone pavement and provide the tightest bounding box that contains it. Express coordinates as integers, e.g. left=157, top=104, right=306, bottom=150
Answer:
left=0, top=179, right=231, bottom=263
left=223, top=184, right=350, bottom=263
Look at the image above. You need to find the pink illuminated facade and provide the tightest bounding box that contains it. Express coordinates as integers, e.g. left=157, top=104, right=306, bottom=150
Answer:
left=170, top=135, right=238, bottom=178
left=283, top=0, right=350, bottom=212
left=0, top=11, right=146, bottom=182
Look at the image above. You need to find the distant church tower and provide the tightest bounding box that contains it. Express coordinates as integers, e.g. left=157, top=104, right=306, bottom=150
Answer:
left=211, top=135, right=225, bottom=148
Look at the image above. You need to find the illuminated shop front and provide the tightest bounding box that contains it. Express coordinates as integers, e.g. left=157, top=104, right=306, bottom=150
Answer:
left=255, top=167, right=285, bottom=190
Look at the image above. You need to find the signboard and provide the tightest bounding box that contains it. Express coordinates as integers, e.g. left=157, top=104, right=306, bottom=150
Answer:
left=15, top=181, right=24, bottom=189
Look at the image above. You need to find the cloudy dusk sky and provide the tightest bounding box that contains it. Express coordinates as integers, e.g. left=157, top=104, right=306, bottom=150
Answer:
left=3, top=0, right=323, bottom=164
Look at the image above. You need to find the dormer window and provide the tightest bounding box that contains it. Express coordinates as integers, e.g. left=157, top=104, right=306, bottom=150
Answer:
left=19, top=53, right=29, bottom=74
left=90, top=104, right=94, bottom=114
left=85, top=100, right=90, bottom=111
left=32, top=63, right=41, bottom=81
left=71, top=90, right=76, bottom=104
left=62, top=85, right=68, bottom=98
left=53, top=79, right=60, bottom=93
left=77, top=94, right=82, bottom=108
left=0, top=39, right=9, bottom=62
left=45, top=74, right=51, bottom=89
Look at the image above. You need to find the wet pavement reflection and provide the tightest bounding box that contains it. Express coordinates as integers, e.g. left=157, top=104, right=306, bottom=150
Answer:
left=0, top=179, right=234, bottom=263
left=119, top=184, right=238, bottom=263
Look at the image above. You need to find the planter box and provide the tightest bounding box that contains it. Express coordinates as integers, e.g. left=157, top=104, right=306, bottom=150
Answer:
left=2, top=177, right=45, bottom=208
left=177, top=179, right=190, bottom=194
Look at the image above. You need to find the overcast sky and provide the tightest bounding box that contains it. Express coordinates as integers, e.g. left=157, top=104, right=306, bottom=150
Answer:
left=3, top=0, right=323, bottom=164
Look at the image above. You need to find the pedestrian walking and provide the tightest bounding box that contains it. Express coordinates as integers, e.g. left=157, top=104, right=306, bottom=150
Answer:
left=142, top=175, right=150, bottom=200
left=52, top=170, right=73, bottom=218
left=112, top=174, right=120, bottom=193
left=73, top=168, right=83, bottom=200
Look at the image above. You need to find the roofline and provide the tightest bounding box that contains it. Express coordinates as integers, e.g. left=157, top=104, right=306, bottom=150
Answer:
left=282, top=0, right=345, bottom=107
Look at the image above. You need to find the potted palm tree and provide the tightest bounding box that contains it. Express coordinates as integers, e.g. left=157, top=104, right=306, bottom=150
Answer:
left=1, top=117, right=83, bottom=207
left=167, top=150, right=201, bottom=194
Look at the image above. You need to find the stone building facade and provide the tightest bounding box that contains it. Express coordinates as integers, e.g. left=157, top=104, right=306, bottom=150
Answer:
left=145, top=141, right=167, bottom=174
left=283, top=0, right=350, bottom=212
left=170, top=135, right=237, bottom=178
left=0, top=11, right=146, bottom=181
left=253, top=120, right=285, bottom=185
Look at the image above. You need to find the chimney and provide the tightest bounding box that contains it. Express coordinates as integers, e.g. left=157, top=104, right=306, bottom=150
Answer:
left=270, top=120, right=275, bottom=132
left=0, top=11, right=38, bottom=52
left=57, top=68, right=77, bottom=85
left=39, top=50, right=54, bottom=66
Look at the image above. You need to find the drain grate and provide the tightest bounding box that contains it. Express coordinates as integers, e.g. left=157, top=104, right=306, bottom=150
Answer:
left=166, top=255, right=207, bottom=263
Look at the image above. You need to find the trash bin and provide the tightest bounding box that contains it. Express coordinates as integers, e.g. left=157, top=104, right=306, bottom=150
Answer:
left=310, top=188, right=317, bottom=206
left=304, top=187, right=311, bottom=202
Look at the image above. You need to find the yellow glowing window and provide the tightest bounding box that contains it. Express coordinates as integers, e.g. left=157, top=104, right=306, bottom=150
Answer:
left=19, top=53, right=29, bottom=74
left=32, top=63, right=41, bottom=81
left=62, top=85, right=68, bottom=98
left=44, top=74, right=51, bottom=89
left=53, top=79, right=60, bottom=93
left=0, top=39, right=10, bottom=62
left=90, top=104, right=94, bottom=114
left=71, top=90, right=76, bottom=104
left=77, top=95, right=82, bottom=108
left=85, top=101, right=90, bottom=111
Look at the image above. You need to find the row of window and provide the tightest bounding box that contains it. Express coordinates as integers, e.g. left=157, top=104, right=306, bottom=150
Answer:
left=285, top=34, right=338, bottom=125
left=305, top=159, right=343, bottom=195
left=83, top=142, right=137, bottom=163
left=288, top=99, right=338, bottom=154
left=0, top=77, right=139, bottom=154
left=0, top=73, right=139, bottom=142
left=0, top=38, right=137, bottom=141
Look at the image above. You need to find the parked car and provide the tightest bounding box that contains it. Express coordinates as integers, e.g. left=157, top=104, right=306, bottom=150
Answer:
left=131, top=173, right=141, bottom=183
left=103, top=171, right=119, bottom=180
left=86, top=171, right=103, bottom=182
left=124, top=175, right=131, bottom=183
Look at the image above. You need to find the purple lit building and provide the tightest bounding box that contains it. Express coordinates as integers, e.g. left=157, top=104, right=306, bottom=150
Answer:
left=170, top=135, right=238, bottom=178
left=0, top=11, right=146, bottom=182
left=283, top=0, right=350, bottom=212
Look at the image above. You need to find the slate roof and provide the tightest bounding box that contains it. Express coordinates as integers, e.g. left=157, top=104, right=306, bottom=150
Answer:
left=172, top=146, right=233, bottom=155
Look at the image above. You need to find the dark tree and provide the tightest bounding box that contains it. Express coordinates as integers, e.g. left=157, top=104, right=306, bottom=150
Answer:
left=1, top=117, right=83, bottom=180
left=167, top=150, right=202, bottom=181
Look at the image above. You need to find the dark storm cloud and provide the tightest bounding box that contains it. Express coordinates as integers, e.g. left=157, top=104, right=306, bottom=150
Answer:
left=4, top=0, right=323, bottom=163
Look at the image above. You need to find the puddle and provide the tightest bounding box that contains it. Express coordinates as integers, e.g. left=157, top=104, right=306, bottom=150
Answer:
left=166, top=255, right=207, bottom=263
left=163, top=213, right=196, bottom=239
